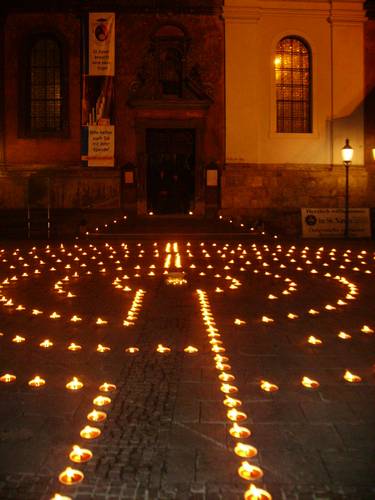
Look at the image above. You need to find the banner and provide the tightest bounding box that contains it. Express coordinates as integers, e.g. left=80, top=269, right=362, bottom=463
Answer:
left=89, top=13, right=115, bottom=76
left=81, top=13, right=115, bottom=167
left=301, top=208, right=371, bottom=238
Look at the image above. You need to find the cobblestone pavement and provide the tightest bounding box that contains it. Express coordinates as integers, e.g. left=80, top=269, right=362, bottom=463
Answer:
left=0, top=238, right=374, bottom=500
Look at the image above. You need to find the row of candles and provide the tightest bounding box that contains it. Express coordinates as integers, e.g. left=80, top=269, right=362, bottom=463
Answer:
left=50, top=380, right=117, bottom=499
left=197, top=289, right=272, bottom=500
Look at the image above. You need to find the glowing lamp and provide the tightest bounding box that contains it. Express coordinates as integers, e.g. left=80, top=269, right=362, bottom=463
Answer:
left=227, top=408, right=247, bottom=422
left=223, top=396, right=242, bottom=408
left=184, top=345, right=198, bottom=354
left=125, top=347, right=139, bottom=354
left=301, top=376, right=319, bottom=389
left=220, top=383, right=238, bottom=394
left=341, top=138, right=353, bottom=163
left=260, top=380, right=279, bottom=392
left=156, top=344, right=171, bottom=354
left=99, top=382, right=116, bottom=392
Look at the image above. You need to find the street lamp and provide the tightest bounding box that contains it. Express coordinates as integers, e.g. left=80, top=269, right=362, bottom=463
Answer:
left=341, top=138, right=353, bottom=238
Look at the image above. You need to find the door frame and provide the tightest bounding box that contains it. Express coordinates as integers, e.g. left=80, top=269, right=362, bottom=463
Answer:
left=135, top=117, right=206, bottom=215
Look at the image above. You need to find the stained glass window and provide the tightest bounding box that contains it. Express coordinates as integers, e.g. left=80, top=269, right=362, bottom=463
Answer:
left=275, top=37, right=311, bottom=133
left=29, top=37, right=63, bottom=133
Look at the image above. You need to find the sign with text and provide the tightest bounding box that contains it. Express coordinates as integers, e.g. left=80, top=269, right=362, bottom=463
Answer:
left=88, top=126, right=114, bottom=167
left=301, top=208, right=371, bottom=238
left=89, top=13, right=115, bottom=76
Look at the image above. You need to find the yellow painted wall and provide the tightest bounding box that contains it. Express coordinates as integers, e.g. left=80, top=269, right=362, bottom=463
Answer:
left=225, top=0, right=365, bottom=165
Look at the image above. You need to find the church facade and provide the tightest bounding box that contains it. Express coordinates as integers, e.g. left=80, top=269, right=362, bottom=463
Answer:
left=0, top=0, right=374, bottom=233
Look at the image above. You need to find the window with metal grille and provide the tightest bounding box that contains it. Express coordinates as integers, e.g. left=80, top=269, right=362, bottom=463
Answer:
left=275, top=37, right=312, bottom=133
left=29, top=37, right=63, bottom=133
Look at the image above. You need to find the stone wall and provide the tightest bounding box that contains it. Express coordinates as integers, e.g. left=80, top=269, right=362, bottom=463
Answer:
left=221, top=163, right=374, bottom=234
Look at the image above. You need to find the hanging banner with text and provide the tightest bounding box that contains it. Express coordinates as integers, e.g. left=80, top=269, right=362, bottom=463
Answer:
left=81, top=13, right=115, bottom=167
left=301, top=208, right=371, bottom=238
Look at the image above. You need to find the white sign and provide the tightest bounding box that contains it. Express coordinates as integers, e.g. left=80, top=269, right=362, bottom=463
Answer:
left=301, top=208, right=371, bottom=238
left=88, top=126, right=114, bottom=167
left=89, top=13, right=115, bottom=76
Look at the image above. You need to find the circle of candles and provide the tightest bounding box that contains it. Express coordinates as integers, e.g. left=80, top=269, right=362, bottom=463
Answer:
left=301, top=376, right=320, bottom=389
left=227, top=408, right=247, bottom=422
left=80, top=425, right=101, bottom=439
left=99, top=382, right=116, bottom=392
left=58, top=467, right=84, bottom=485
left=238, top=461, right=263, bottom=480
left=223, top=396, right=242, bottom=408
left=234, top=442, right=258, bottom=458
left=66, top=377, right=83, bottom=390
left=244, top=484, right=272, bottom=500
left=28, top=375, right=46, bottom=387
left=87, top=409, right=107, bottom=423
left=0, top=373, right=16, bottom=383
left=125, top=346, right=139, bottom=354
left=69, top=445, right=93, bottom=463
left=93, top=395, right=111, bottom=406
left=260, top=380, right=279, bottom=392
left=229, top=423, right=251, bottom=438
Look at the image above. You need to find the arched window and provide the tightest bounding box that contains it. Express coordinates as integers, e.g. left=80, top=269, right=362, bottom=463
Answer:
left=26, top=35, right=65, bottom=134
left=275, top=37, right=312, bottom=133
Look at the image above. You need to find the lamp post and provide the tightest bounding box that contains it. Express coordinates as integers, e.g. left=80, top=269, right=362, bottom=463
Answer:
left=341, top=138, right=353, bottom=238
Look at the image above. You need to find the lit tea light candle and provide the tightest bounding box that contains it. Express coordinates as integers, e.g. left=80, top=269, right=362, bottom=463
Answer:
left=69, top=445, right=93, bottom=463
left=50, top=312, right=61, bottom=319
left=70, top=315, right=82, bottom=322
left=68, top=342, right=82, bottom=351
left=220, top=383, right=238, bottom=394
left=50, top=493, right=72, bottom=500
left=219, top=372, right=235, bottom=383
left=40, top=339, right=54, bottom=348
left=99, top=382, right=117, bottom=392
left=216, top=362, right=231, bottom=371
left=261, top=316, right=274, bottom=323
left=87, top=409, right=107, bottom=423
left=301, top=376, right=320, bottom=389
left=12, top=335, right=26, bottom=343
left=93, top=395, right=111, bottom=406
left=308, top=309, right=319, bottom=315
left=223, top=396, right=242, bottom=408
left=58, top=467, right=84, bottom=485
left=238, top=461, right=263, bottom=480
left=307, top=335, right=322, bottom=345
left=260, top=380, right=279, bottom=392
left=361, top=325, right=374, bottom=334
left=234, top=442, right=257, bottom=458
left=32, top=309, right=43, bottom=315
left=184, top=345, right=198, bottom=354
left=227, top=408, right=247, bottom=422
left=0, top=373, right=16, bottom=383
left=66, top=377, right=83, bottom=390
left=343, top=370, right=362, bottom=383
left=287, top=313, right=298, bottom=319
left=97, top=344, right=111, bottom=353
left=28, top=375, right=46, bottom=387
left=234, top=318, right=246, bottom=325
left=229, top=422, right=251, bottom=438
left=96, top=318, right=108, bottom=325
left=156, top=344, right=171, bottom=354
left=244, top=483, right=272, bottom=500
left=125, top=346, right=139, bottom=354
left=80, top=425, right=101, bottom=439
left=338, top=331, right=351, bottom=340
